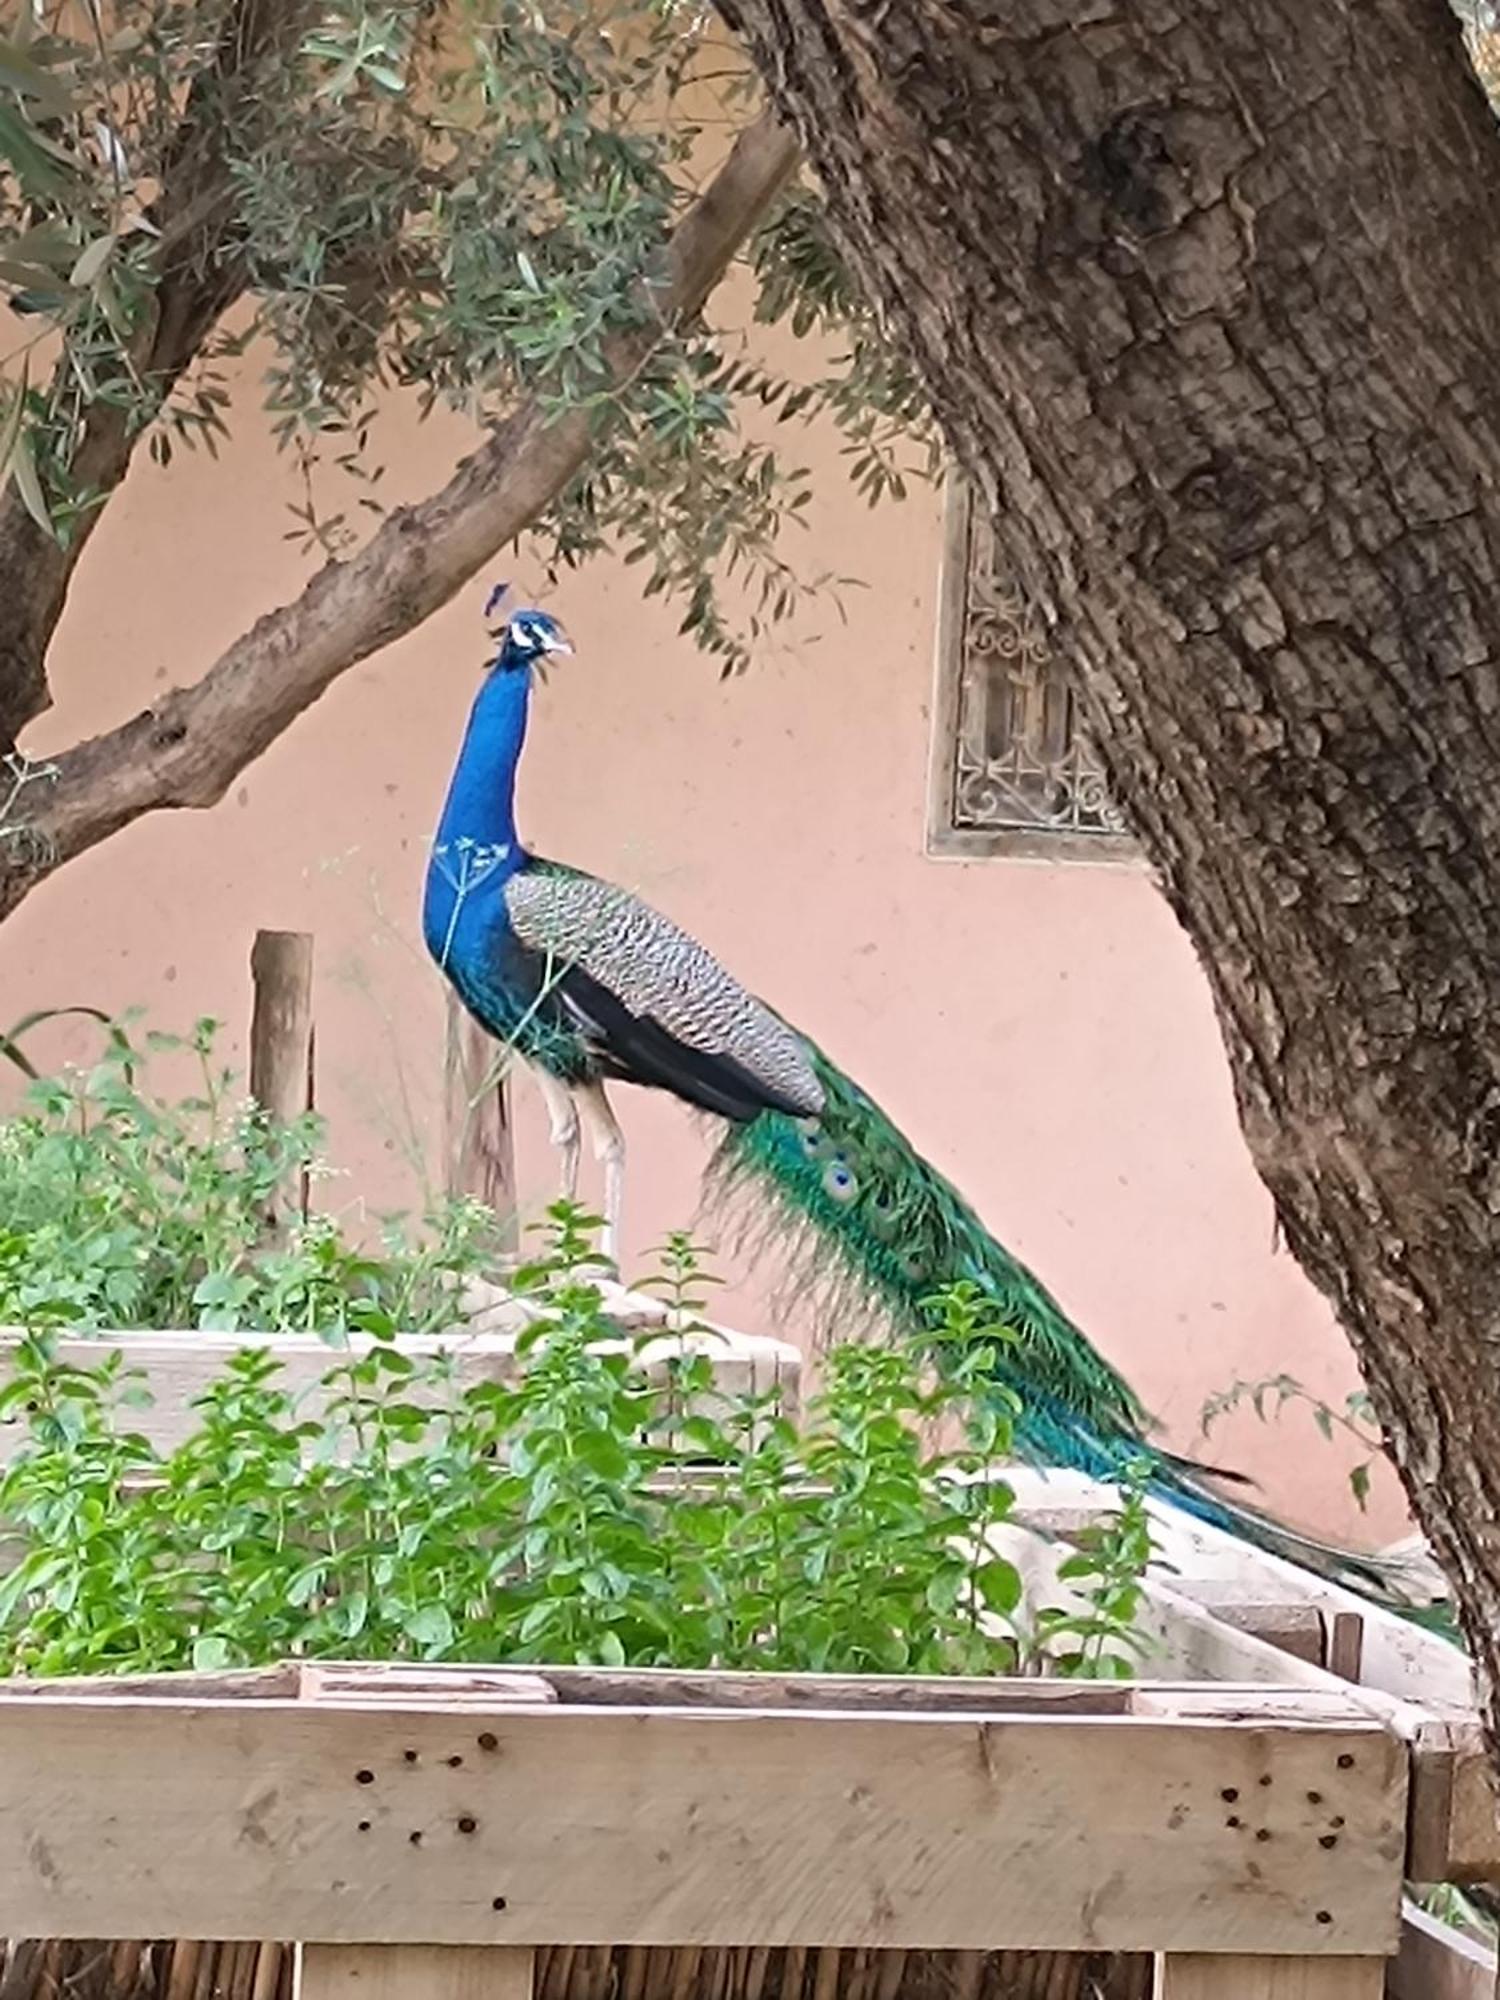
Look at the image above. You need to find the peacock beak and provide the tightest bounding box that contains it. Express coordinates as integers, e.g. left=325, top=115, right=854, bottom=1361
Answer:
left=544, top=629, right=574, bottom=656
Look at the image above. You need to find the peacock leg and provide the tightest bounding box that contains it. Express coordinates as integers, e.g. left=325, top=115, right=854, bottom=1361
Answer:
left=575, top=1078, right=626, bottom=1264
left=532, top=1065, right=581, bottom=1203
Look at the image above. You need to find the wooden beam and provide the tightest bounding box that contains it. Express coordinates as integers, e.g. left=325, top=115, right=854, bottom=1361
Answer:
left=1408, top=1720, right=1500, bottom=1882
left=301, top=1945, right=534, bottom=2000
left=249, top=929, right=315, bottom=1228
left=1390, top=1903, right=1496, bottom=2000
left=1156, top=1955, right=1385, bottom=1998
left=0, top=1323, right=800, bottom=1462
left=983, top=1520, right=1434, bottom=1741
left=0, top=1685, right=1404, bottom=1954
left=1003, top=1468, right=1473, bottom=1713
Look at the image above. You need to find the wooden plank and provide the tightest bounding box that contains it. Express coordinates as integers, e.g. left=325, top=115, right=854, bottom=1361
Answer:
left=0, top=1323, right=800, bottom=1461
left=301, top=1945, right=533, bottom=2000
left=1156, top=1955, right=1385, bottom=1997
left=1169, top=1596, right=1326, bottom=1667
left=513, top=1665, right=1131, bottom=1714
left=1003, top=1468, right=1473, bottom=1714
left=983, top=1521, right=1434, bottom=1743
left=1407, top=1720, right=1500, bottom=1883
left=445, top=997, right=518, bottom=1255
left=1390, top=1903, right=1496, bottom=2000
left=0, top=1690, right=1405, bottom=1954
left=298, top=1666, right=559, bottom=1708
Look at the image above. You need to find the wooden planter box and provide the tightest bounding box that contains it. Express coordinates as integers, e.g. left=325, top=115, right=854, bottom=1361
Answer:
left=1, top=1338, right=1496, bottom=1994
left=0, top=1661, right=1419, bottom=2000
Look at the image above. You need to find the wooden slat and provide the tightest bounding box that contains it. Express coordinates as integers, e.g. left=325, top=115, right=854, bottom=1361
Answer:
left=1156, top=1955, right=1385, bottom=1997
left=300, top=1945, right=533, bottom=2000
left=1003, top=1469, right=1472, bottom=1714
left=1407, top=1719, right=1500, bottom=1882
left=983, top=1521, right=1436, bottom=1744
left=297, top=1666, right=559, bottom=1708
left=507, top=1667, right=1130, bottom=1715
left=1390, top=1903, right=1496, bottom=2000
left=0, top=1689, right=1404, bottom=1954
left=0, top=1323, right=799, bottom=1461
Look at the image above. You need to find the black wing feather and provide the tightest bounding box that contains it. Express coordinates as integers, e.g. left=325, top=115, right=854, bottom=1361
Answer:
left=554, top=961, right=807, bottom=1124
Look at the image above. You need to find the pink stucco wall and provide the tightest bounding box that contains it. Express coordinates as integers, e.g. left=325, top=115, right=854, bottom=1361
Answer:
left=1, top=335, right=1402, bottom=1545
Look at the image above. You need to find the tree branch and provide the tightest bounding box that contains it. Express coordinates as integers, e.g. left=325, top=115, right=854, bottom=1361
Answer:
left=0, top=0, right=317, bottom=749
left=0, top=109, right=801, bottom=920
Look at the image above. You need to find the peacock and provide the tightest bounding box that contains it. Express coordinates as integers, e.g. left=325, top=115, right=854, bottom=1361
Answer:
left=423, top=589, right=1433, bottom=1610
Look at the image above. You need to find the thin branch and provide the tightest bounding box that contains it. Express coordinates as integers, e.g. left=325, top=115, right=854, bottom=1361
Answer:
left=0, top=111, right=801, bottom=922
left=0, top=0, right=318, bottom=749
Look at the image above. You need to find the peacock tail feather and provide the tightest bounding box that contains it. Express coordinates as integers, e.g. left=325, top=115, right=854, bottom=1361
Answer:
left=707, top=1037, right=1444, bottom=1616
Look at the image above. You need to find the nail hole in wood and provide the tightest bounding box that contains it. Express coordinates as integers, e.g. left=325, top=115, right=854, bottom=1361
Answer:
left=1319, top=1834, right=1338, bottom=1849
left=404, top=1750, right=419, bottom=1764
left=355, top=1770, right=375, bottom=1785
left=1226, top=1816, right=1241, bottom=1829
left=458, top=1815, right=478, bottom=1834
left=1316, top=1911, right=1333, bottom=1926
left=447, top=1755, right=464, bottom=1768
left=357, top=1821, right=371, bottom=1834
left=1330, top=1815, right=1345, bottom=1829
left=1255, top=1829, right=1271, bottom=1842
left=409, top=1831, right=423, bottom=1847
left=1307, top=1791, right=1322, bottom=1805
left=492, top=1897, right=508, bottom=1912
left=1258, top=1775, right=1272, bottom=1787
left=478, top=1733, right=499, bottom=1752
left=1220, top=1788, right=1238, bottom=1802
left=1337, top=1754, right=1354, bottom=1769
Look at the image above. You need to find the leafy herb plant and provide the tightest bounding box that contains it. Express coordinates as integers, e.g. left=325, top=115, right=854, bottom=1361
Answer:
left=0, top=1029, right=1152, bottom=1682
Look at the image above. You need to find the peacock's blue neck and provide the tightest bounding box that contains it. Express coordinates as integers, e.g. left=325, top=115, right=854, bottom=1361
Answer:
left=423, top=655, right=532, bottom=970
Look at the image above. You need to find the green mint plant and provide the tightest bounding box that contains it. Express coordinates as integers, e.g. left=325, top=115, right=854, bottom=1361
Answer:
left=0, top=1032, right=1152, bottom=1683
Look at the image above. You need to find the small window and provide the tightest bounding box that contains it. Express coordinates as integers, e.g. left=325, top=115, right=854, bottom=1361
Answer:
left=925, top=478, right=1136, bottom=861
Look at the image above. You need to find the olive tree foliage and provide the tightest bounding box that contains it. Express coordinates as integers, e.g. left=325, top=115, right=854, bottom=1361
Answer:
left=0, top=0, right=930, bottom=914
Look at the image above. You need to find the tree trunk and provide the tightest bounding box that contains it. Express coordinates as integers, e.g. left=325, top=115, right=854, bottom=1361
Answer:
left=717, top=0, right=1500, bottom=1725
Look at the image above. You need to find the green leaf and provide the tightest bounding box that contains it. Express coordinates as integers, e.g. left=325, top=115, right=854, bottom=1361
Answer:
left=973, top=1557, right=1023, bottom=1616
left=0, top=39, right=76, bottom=118
left=8, top=429, right=53, bottom=539
left=69, top=234, right=115, bottom=290
left=0, top=100, right=74, bottom=194
left=0, top=359, right=27, bottom=495
left=403, top=1603, right=453, bottom=1651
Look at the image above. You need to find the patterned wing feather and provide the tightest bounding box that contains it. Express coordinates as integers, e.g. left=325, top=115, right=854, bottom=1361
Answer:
left=505, top=864, right=823, bottom=1118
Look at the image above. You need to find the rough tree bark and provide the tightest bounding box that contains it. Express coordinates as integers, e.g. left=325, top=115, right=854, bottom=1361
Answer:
left=717, top=0, right=1500, bottom=1722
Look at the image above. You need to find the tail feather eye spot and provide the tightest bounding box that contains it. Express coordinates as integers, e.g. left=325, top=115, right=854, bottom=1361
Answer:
left=822, top=1162, right=859, bottom=1204
left=797, top=1122, right=833, bottom=1162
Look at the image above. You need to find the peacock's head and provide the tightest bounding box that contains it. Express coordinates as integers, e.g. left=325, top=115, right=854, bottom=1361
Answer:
left=485, top=582, right=573, bottom=675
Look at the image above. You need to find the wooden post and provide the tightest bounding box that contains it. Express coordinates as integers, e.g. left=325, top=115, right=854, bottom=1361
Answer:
left=1157, top=1957, right=1386, bottom=1998
left=444, top=992, right=518, bottom=1252
left=1325, top=1612, right=1365, bottom=1684
left=300, top=1947, right=533, bottom=2000
left=249, top=929, right=315, bottom=1227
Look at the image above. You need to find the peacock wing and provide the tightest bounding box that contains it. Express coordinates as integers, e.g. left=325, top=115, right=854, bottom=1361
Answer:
left=504, top=863, right=824, bottom=1121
